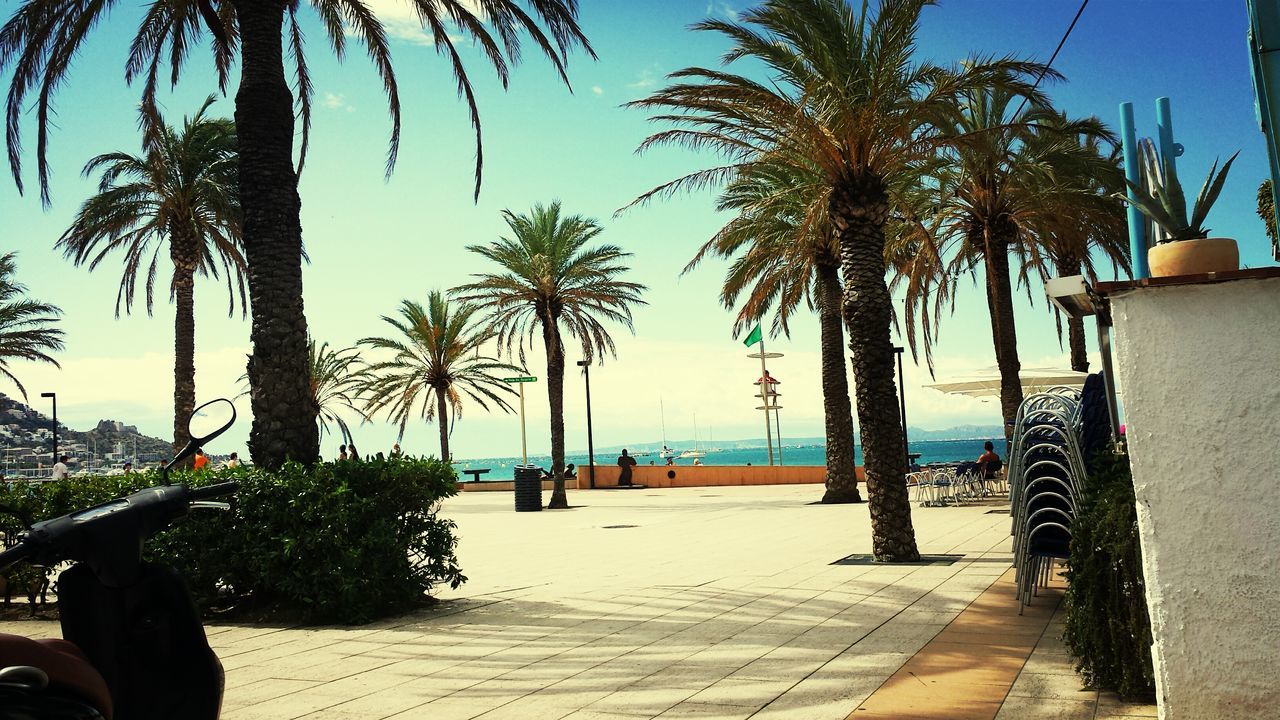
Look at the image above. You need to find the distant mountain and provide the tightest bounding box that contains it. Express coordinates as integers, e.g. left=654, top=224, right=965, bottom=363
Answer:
left=0, top=393, right=173, bottom=469
left=905, top=425, right=1006, bottom=441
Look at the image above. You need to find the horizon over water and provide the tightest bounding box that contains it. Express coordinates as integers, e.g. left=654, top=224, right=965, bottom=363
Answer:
left=455, top=438, right=989, bottom=480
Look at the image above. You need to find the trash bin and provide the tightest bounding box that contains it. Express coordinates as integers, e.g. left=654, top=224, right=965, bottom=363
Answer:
left=513, top=464, right=543, bottom=512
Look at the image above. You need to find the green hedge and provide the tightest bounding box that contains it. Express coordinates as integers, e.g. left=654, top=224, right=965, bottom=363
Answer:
left=0, top=456, right=466, bottom=625
left=1062, top=449, right=1156, bottom=699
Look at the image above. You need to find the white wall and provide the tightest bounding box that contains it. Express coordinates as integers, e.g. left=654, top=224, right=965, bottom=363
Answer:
left=1111, top=277, right=1280, bottom=719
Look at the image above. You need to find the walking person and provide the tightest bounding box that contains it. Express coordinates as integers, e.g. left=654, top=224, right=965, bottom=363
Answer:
left=348, top=443, right=361, bottom=462
left=193, top=448, right=210, bottom=471
left=225, top=452, right=241, bottom=469
left=617, top=449, right=637, bottom=487
left=338, top=444, right=348, bottom=461
left=51, top=455, right=70, bottom=480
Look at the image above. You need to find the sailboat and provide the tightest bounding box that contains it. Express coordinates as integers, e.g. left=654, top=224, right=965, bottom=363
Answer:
left=659, top=399, right=676, bottom=459
left=679, top=412, right=706, bottom=459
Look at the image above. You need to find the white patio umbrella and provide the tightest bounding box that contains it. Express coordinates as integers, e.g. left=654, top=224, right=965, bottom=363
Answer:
left=924, top=367, right=1088, bottom=399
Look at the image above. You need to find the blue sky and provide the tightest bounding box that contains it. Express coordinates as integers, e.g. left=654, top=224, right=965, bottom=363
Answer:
left=0, top=0, right=1275, bottom=460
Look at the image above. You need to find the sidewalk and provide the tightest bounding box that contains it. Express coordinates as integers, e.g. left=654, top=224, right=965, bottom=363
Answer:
left=2, top=485, right=1156, bottom=719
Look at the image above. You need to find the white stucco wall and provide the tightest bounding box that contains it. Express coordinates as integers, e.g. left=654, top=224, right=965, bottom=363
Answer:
left=1111, top=277, right=1280, bottom=719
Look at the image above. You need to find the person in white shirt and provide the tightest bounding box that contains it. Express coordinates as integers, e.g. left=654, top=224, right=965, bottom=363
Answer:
left=51, top=455, right=70, bottom=480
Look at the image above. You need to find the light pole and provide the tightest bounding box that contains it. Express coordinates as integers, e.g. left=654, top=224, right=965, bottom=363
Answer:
left=892, top=347, right=908, bottom=467
left=40, top=391, right=57, bottom=463
left=575, top=360, right=597, bottom=489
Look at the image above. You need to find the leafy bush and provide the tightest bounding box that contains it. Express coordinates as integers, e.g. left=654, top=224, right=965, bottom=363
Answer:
left=1062, top=449, right=1156, bottom=699
left=0, top=456, right=466, bottom=624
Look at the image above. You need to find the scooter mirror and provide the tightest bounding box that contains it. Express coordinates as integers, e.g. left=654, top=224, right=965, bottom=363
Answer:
left=164, top=399, right=237, bottom=482
left=187, top=398, right=237, bottom=446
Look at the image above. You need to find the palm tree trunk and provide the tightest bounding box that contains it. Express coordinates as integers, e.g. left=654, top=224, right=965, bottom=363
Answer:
left=232, top=0, right=319, bottom=469
left=815, top=260, right=861, bottom=504
left=1053, top=255, right=1089, bottom=372
left=170, top=231, right=197, bottom=458
left=436, top=389, right=450, bottom=461
left=542, top=310, right=568, bottom=509
left=830, top=172, right=919, bottom=562
left=982, top=220, right=1023, bottom=438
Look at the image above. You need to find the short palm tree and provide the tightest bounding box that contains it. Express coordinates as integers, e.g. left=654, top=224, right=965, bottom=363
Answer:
left=932, top=89, right=1121, bottom=427
left=626, top=0, right=1045, bottom=560
left=689, top=161, right=862, bottom=504
left=454, top=202, right=647, bottom=509
left=238, top=337, right=367, bottom=454
left=308, top=340, right=368, bottom=450
left=4, top=0, right=594, bottom=469
left=56, top=97, right=244, bottom=454
left=0, top=252, right=64, bottom=399
left=1260, top=180, right=1279, bottom=261
left=359, top=292, right=520, bottom=461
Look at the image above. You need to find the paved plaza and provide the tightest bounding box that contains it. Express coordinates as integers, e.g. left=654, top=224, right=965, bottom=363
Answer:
left=5, top=484, right=1157, bottom=718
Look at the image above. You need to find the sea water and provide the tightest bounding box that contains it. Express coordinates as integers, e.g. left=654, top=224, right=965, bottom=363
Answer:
left=456, top=438, right=989, bottom=481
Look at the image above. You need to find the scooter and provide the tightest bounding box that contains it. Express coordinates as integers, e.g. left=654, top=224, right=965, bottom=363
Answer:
left=0, top=398, right=241, bottom=720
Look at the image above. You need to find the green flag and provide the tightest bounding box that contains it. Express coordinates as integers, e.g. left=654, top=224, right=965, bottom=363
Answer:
left=743, top=324, right=763, bottom=348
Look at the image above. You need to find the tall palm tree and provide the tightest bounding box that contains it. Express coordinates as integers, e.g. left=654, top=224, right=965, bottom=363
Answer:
left=3, top=0, right=594, bottom=469
left=56, top=96, right=244, bottom=455
left=932, top=89, right=1120, bottom=428
left=0, top=253, right=64, bottom=400
left=1028, top=119, right=1128, bottom=373
left=454, top=202, right=647, bottom=509
left=359, top=292, right=519, bottom=461
left=626, top=0, right=1045, bottom=561
left=688, top=161, right=862, bottom=504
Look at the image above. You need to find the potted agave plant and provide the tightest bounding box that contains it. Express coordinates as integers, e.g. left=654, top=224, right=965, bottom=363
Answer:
left=1122, top=138, right=1240, bottom=277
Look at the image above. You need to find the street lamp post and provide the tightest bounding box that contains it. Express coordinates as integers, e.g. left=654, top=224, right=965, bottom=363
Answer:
left=892, top=347, right=908, bottom=467
left=40, top=392, right=57, bottom=463
left=575, top=360, right=596, bottom=489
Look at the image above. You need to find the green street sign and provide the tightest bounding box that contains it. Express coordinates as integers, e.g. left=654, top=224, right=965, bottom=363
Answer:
left=503, top=376, right=538, bottom=383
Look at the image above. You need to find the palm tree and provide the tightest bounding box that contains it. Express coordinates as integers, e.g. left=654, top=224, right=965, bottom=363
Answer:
left=1029, top=119, right=1128, bottom=373
left=931, top=89, right=1120, bottom=426
left=358, top=292, right=519, bottom=461
left=307, top=340, right=367, bottom=450
left=454, top=202, right=647, bottom=509
left=1258, top=180, right=1278, bottom=261
left=3, top=1, right=594, bottom=469
left=688, top=161, right=862, bottom=504
left=56, top=96, right=245, bottom=455
left=0, top=253, right=64, bottom=400
left=626, top=0, right=1045, bottom=560
left=239, top=337, right=368, bottom=453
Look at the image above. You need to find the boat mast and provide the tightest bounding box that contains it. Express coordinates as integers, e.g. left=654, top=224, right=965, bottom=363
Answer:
left=661, top=397, right=667, bottom=448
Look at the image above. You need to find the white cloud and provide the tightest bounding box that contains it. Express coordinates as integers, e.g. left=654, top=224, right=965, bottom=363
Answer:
left=705, top=1, right=739, bottom=21
left=591, top=86, right=604, bottom=96
left=627, top=66, right=662, bottom=90
left=359, top=0, right=479, bottom=46
left=322, top=92, right=353, bottom=112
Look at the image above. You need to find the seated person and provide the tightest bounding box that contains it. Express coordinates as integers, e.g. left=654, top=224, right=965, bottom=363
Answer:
left=976, top=441, right=1002, bottom=479
left=909, top=459, right=922, bottom=473
left=564, top=463, right=578, bottom=479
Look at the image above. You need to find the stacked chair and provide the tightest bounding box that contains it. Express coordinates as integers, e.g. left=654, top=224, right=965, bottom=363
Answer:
left=1008, top=377, right=1108, bottom=613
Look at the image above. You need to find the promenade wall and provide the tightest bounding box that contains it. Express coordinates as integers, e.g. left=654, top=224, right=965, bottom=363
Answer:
left=459, top=464, right=863, bottom=492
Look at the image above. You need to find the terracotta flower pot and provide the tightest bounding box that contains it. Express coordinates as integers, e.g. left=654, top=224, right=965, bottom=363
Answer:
left=1147, top=238, right=1239, bottom=278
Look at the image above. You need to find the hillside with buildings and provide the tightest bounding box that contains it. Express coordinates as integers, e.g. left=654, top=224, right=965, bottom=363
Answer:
left=0, top=394, right=173, bottom=477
